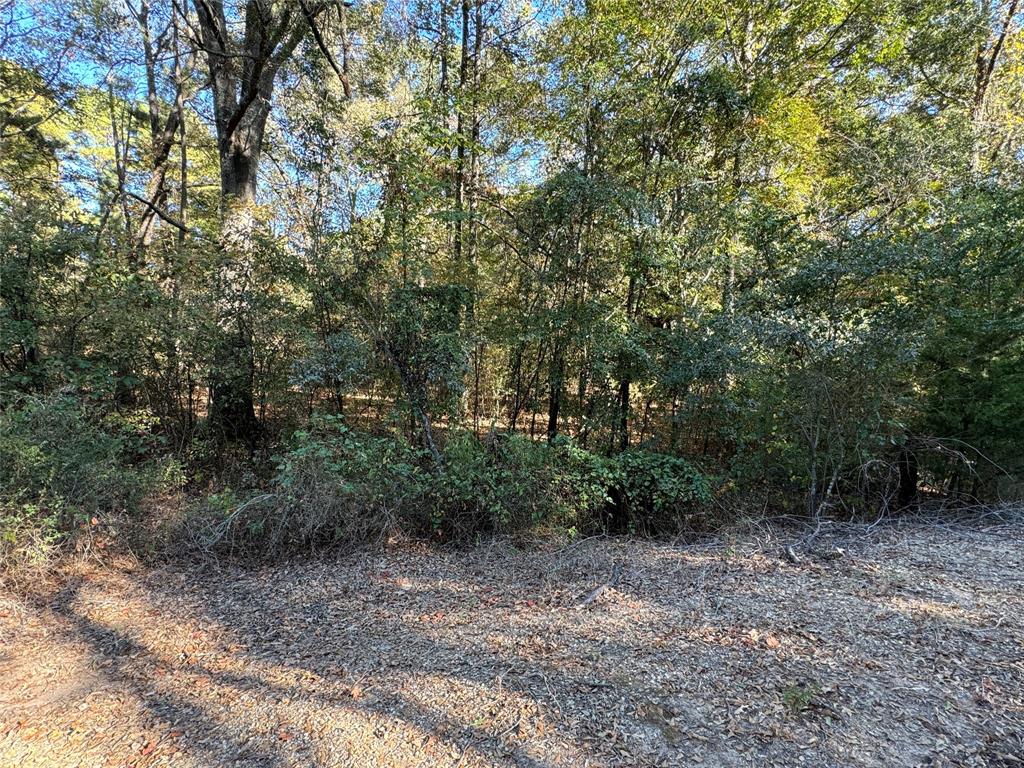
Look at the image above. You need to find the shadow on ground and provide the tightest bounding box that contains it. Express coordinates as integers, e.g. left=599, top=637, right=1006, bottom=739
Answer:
left=2, top=522, right=1023, bottom=767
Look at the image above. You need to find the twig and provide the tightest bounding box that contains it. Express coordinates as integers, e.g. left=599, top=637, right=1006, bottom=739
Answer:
left=574, top=562, right=622, bottom=609
left=200, top=493, right=277, bottom=551
left=783, top=545, right=802, bottom=565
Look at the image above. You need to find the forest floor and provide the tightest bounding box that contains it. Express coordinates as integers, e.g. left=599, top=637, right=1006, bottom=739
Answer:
left=1, top=518, right=1023, bottom=768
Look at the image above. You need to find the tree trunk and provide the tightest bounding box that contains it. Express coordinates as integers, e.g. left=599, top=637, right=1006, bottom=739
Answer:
left=547, top=343, right=564, bottom=443
left=616, top=274, right=638, bottom=451
left=897, top=445, right=919, bottom=511
left=208, top=159, right=262, bottom=440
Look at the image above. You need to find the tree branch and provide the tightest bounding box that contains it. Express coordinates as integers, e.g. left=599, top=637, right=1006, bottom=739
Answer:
left=126, top=190, right=189, bottom=233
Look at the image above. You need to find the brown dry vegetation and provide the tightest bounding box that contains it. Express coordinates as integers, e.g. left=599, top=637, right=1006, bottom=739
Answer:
left=2, top=519, right=1023, bottom=767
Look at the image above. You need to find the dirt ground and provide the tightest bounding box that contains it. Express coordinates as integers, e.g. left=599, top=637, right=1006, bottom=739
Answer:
left=2, top=519, right=1023, bottom=767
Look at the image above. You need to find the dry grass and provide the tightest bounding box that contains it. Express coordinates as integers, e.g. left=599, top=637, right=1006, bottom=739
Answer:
left=2, top=519, right=1023, bottom=767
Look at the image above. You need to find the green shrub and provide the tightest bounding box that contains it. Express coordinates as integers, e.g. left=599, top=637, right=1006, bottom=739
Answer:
left=429, top=436, right=712, bottom=536
left=190, top=419, right=715, bottom=557
left=429, top=431, right=507, bottom=533
left=427, top=433, right=617, bottom=535
left=544, top=436, right=617, bottom=529
left=0, top=394, right=157, bottom=564
left=196, top=416, right=427, bottom=555
left=606, top=450, right=713, bottom=532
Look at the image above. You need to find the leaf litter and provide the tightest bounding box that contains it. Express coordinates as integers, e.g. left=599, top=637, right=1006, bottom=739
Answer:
left=1, top=520, right=1023, bottom=767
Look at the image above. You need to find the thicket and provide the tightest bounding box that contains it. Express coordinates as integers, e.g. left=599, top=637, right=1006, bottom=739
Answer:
left=1, top=1, right=1022, bottom=565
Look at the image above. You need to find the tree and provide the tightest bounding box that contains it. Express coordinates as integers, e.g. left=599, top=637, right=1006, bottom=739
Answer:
left=188, top=0, right=336, bottom=439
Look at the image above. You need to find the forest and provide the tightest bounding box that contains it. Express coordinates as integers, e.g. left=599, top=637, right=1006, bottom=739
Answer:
left=1, top=0, right=1023, bottom=565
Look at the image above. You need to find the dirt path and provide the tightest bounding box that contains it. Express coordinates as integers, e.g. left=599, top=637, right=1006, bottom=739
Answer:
left=2, top=522, right=1023, bottom=767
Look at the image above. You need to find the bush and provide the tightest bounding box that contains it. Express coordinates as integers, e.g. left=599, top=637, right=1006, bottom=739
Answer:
left=428, top=431, right=508, bottom=533
left=193, top=416, right=427, bottom=556
left=544, top=436, right=617, bottom=530
left=188, top=419, right=715, bottom=558
left=429, top=435, right=712, bottom=537
left=0, top=394, right=159, bottom=565
left=428, top=432, right=617, bottom=535
left=605, top=449, right=713, bottom=533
